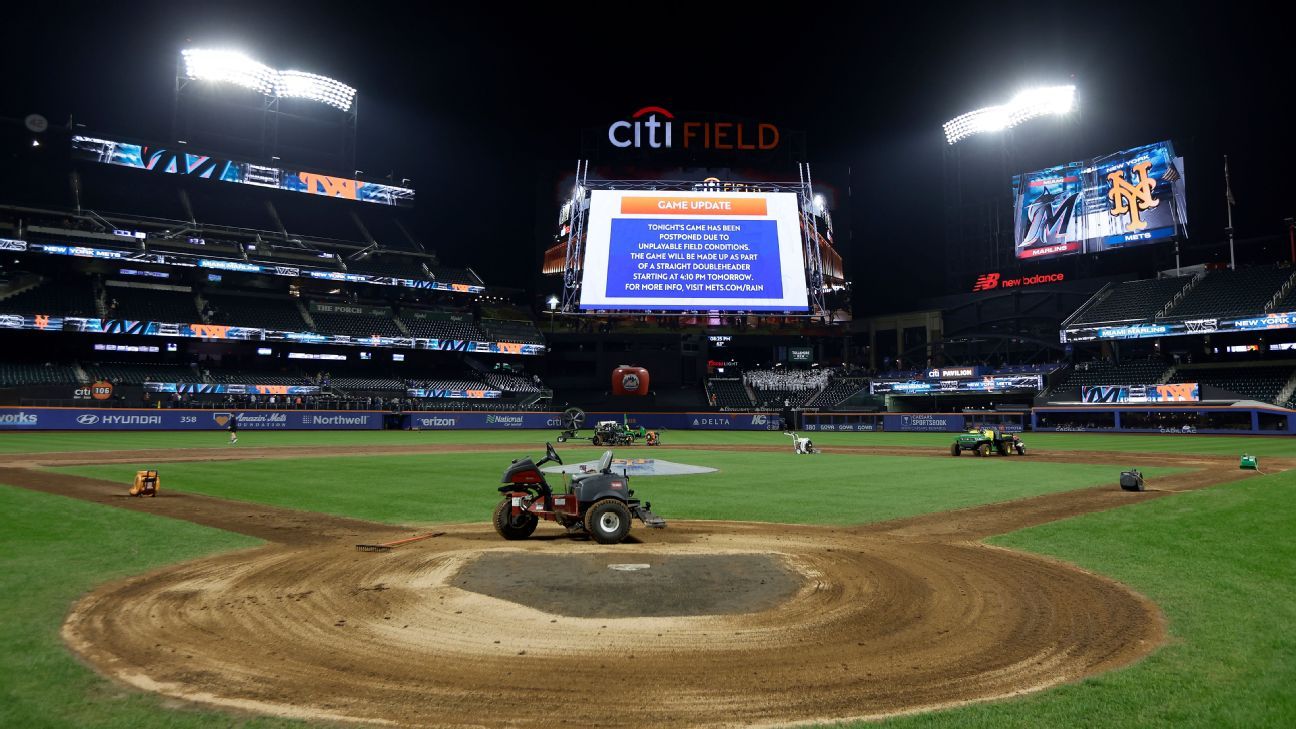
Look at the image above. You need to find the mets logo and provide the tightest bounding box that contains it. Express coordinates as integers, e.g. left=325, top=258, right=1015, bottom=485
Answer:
left=972, top=272, right=1000, bottom=292
left=621, top=373, right=641, bottom=392
left=1107, top=161, right=1159, bottom=231
left=212, top=412, right=232, bottom=427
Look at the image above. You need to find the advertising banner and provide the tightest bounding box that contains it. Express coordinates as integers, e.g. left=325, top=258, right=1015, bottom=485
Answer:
left=0, top=407, right=383, bottom=430
left=403, top=411, right=782, bottom=431
left=870, top=375, right=1043, bottom=395
left=406, top=388, right=501, bottom=399
left=1061, top=310, right=1296, bottom=343
left=143, top=383, right=322, bottom=395
left=1012, top=140, right=1186, bottom=260
left=16, top=240, right=482, bottom=294
left=883, top=413, right=966, bottom=432
left=1080, top=383, right=1201, bottom=403
left=0, top=313, right=543, bottom=355
left=72, top=135, right=415, bottom=207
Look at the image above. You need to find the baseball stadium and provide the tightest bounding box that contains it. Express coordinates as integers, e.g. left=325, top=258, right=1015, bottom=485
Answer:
left=2, top=5, right=1294, bottom=729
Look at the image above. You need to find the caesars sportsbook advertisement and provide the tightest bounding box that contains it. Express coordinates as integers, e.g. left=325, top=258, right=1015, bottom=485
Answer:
left=579, top=190, right=808, bottom=311
left=1012, top=140, right=1187, bottom=260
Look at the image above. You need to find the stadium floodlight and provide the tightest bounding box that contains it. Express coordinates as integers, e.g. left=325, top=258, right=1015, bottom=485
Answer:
left=942, top=85, right=1075, bottom=145
left=181, top=49, right=357, bottom=112
left=546, top=295, right=560, bottom=310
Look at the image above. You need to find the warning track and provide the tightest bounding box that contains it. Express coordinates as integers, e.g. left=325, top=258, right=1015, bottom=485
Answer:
left=0, top=444, right=1274, bottom=727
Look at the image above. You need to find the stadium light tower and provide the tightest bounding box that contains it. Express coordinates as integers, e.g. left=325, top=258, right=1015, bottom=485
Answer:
left=180, top=49, right=357, bottom=111
left=175, top=48, right=359, bottom=170
left=942, top=85, right=1076, bottom=145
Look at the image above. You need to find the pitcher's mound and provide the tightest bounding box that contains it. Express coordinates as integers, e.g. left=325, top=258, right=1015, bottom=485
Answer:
left=542, top=458, right=716, bottom=476
left=455, top=552, right=800, bottom=617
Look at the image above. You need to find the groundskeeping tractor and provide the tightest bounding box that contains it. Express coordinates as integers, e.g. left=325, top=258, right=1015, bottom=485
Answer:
left=950, top=427, right=1026, bottom=457
left=555, top=408, right=658, bottom=446
left=493, top=442, right=666, bottom=544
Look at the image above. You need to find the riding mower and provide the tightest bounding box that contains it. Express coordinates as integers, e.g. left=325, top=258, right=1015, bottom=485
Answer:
left=493, top=443, right=666, bottom=544
left=950, top=427, right=1026, bottom=457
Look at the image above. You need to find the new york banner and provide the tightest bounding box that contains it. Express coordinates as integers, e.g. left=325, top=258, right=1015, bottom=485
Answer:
left=1012, top=140, right=1187, bottom=260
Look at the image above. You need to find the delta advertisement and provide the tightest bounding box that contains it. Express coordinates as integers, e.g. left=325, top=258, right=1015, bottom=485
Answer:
left=404, top=411, right=782, bottom=431
left=578, top=191, right=809, bottom=312
left=0, top=407, right=383, bottom=430
left=1080, top=383, right=1201, bottom=403
left=1012, top=140, right=1186, bottom=260
left=71, top=135, right=415, bottom=207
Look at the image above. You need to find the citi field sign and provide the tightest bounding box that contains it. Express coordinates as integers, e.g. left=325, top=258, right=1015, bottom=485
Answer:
left=608, top=106, right=780, bottom=151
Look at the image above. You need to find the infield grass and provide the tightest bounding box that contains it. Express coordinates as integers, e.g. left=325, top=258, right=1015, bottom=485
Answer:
left=3, top=432, right=1293, bottom=728
left=0, top=484, right=301, bottom=729
left=851, top=469, right=1296, bottom=728
left=53, top=449, right=1180, bottom=527
left=4, top=428, right=1296, bottom=457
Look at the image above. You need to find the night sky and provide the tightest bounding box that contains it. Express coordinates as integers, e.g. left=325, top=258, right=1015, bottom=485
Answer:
left=8, top=2, right=1292, bottom=311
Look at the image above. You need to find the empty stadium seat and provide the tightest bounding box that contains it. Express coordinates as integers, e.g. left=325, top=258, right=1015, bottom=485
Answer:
left=1164, top=266, right=1294, bottom=319
left=204, top=294, right=309, bottom=332
left=104, top=285, right=199, bottom=323
left=1051, top=357, right=1171, bottom=391
left=1072, top=277, right=1192, bottom=324
left=1171, top=365, right=1296, bottom=405
left=0, top=277, right=100, bottom=317
left=806, top=378, right=869, bottom=408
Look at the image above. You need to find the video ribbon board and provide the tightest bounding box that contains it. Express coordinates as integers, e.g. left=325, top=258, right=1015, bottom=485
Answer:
left=1061, top=311, right=1296, bottom=343
left=0, top=313, right=545, bottom=356
left=143, top=383, right=323, bottom=395
left=11, top=239, right=483, bottom=293
left=579, top=190, right=809, bottom=312
left=72, top=135, right=415, bottom=207
left=1080, top=383, right=1200, bottom=403
left=1013, top=140, right=1186, bottom=260
left=870, top=374, right=1043, bottom=395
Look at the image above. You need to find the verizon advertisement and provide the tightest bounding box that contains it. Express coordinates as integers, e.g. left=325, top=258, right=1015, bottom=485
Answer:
left=578, top=190, right=808, bottom=311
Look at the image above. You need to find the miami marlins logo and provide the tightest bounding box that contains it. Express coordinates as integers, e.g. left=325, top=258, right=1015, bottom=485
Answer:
left=1020, top=188, right=1080, bottom=247
left=1107, top=160, right=1159, bottom=232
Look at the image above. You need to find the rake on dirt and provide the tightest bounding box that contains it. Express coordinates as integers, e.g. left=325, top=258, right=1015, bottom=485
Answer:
left=356, top=531, right=446, bottom=552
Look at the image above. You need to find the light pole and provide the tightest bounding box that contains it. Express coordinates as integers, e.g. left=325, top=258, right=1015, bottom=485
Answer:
left=546, top=295, right=559, bottom=332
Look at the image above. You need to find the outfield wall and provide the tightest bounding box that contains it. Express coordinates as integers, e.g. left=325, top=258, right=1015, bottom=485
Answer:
left=0, top=407, right=781, bottom=431
left=0, top=407, right=385, bottom=431
left=403, top=411, right=782, bottom=431
left=1032, top=405, right=1296, bottom=435
left=802, top=412, right=1025, bottom=433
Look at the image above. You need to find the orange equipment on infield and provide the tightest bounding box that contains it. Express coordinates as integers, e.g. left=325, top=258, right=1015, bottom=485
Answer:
left=130, top=470, right=160, bottom=497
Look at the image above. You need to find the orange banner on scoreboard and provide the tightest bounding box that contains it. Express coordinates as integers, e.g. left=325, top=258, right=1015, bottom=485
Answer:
left=620, top=196, right=767, bottom=216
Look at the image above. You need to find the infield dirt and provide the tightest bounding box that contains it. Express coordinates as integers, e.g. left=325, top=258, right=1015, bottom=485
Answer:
left=0, top=444, right=1273, bottom=727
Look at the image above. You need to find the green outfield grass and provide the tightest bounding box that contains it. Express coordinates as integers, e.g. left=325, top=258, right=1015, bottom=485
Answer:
left=53, top=449, right=1179, bottom=527
left=855, top=468, right=1296, bottom=728
left=4, top=427, right=1296, bottom=457
left=2, top=432, right=1293, bottom=728
left=0, top=485, right=301, bottom=729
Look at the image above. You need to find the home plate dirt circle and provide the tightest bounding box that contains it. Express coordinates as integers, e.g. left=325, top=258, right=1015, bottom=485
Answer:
left=62, top=520, right=1164, bottom=728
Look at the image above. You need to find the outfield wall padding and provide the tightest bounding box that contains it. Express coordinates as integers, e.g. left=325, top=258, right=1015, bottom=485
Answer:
left=0, top=407, right=385, bottom=430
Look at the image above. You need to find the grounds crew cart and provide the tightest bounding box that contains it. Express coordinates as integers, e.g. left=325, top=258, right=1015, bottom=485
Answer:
left=950, top=427, right=1026, bottom=457
left=494, top=443, right=666, bottom=544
